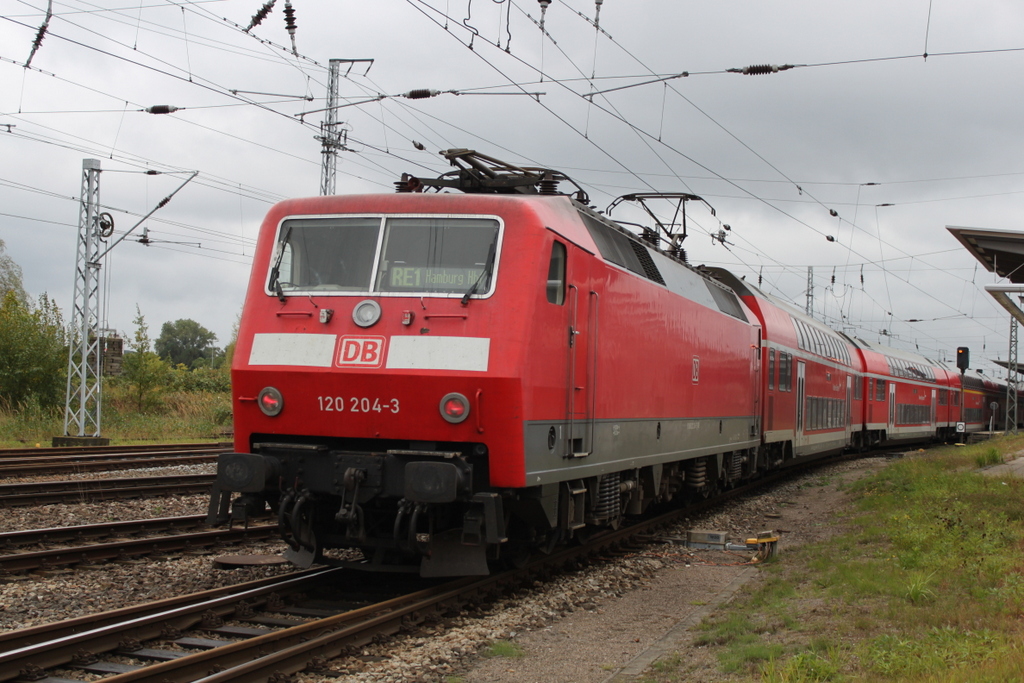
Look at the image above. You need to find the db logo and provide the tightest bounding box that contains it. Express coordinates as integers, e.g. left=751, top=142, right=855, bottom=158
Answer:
left=337, top=336, right=387, bottom=368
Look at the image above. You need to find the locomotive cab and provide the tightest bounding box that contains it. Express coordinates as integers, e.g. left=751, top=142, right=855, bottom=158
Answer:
left=207, top=204, right=522, bottom=575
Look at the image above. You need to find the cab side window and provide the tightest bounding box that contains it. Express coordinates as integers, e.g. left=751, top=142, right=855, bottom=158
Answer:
left=547, top=241, right=566, bottom=305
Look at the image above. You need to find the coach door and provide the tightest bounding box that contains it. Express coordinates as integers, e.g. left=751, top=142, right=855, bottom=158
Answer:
left=846, top=375, right=853, bottom=443
left=888, top=381, right=897, bottom=433
left=565, top=249, right=597, bottom=458
left=796, top=361, right=806, bottom=439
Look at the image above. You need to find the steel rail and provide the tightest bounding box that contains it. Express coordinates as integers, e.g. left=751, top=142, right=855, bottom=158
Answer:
left=0, top=474, right=215, bottom=507
left=0, top=568, right=341, bottom=682
left=100, top=577, right=482, bottom=683
left=0, top=443, right=230, bottom=458
left=0, top=514, right=211, bottom=547
left=0, top=568, right=328, bottom=654
left=0, top=454, right=219, bottom=478
left=0, top=524, right=277, bottom=573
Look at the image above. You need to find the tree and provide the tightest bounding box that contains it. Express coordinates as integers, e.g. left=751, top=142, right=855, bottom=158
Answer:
left=155, top=319, right=219, bottom=369
left=120, top=307, right=170, bottom=411
left=0, top=238, right=27, bottom=306
left=0, top=291, right=67, bottom=410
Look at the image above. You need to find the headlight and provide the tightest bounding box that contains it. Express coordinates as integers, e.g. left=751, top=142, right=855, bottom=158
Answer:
left=440, top=392, right=470, bottom=423
left=352, top=299, right=382, bottom=328
left=258, top=387, right=284, bottom=416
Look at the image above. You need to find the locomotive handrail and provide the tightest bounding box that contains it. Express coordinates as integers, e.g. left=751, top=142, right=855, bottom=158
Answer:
left=475, top=389, right=484, bottom=434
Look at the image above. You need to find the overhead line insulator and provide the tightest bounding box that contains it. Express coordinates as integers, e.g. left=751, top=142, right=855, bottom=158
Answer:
left=245, top=0, right=276, bottom=32
left=403, top=89, right=442, bottom=100
left=727, top=64, right=795, bottom=75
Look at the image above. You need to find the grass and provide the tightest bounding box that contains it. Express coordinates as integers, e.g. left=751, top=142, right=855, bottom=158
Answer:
left=481, top=640, right=526, bottom=659
left=643, top=434, right=1024, bottom=681
left=0, top=389, right=232, bottom=447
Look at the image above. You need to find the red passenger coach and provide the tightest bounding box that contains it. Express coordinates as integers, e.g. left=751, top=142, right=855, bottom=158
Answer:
left=208, top=151, right=764, bottom=576
left=709, top=271, right=858, bottom=461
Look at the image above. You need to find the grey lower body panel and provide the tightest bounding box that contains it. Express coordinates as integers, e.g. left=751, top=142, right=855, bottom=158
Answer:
left=523, top=417, right=758, bottom=486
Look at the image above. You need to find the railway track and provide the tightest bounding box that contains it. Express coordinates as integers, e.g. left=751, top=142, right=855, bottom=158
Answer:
left=0, top=457, right=825, bottom=683
left=0, top=452, right=874, bottom=683
left=0, top=474, right=216, bottom=507
left=0, top=444, right=227, bottom=479
left=0, top=515, right=278, bottom=573
left=0, top=566, right=435, bottom=683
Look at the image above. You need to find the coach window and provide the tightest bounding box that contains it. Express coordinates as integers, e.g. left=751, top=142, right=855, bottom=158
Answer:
left=779, top=352, right=791, bottom=392
left=546, top=241, right=566, bottom=304
left=876, top=379, right=887, bottom=402
left=768, top=349, right=776, bottom=390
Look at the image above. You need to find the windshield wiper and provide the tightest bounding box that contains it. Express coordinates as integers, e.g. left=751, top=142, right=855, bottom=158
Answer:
left=268, top=226, right=293, bottom=303
left=461, top=237, right=498, bottom=306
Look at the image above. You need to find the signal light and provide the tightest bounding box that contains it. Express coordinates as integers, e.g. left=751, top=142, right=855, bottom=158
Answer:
left=956, top=347, right=970, bottom=375
left=258, top=387, right=284, bottom=416
left=439, top=392, right=470, bottom=424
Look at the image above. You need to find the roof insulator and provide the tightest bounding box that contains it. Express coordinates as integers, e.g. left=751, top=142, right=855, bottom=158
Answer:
left=283, top=0, right=298, bottom=55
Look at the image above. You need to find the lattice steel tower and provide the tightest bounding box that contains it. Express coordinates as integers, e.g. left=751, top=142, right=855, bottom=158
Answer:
left=63, top=159, right=105, bottom=437
left=1007, top=317, right=1019, bottom=434
left=805, top=266, right=814, bottom=319
left=319, top=59, right=345, bottom=196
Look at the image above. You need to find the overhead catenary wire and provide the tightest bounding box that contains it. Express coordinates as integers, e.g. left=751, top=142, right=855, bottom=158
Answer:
left=1, top=0, right=1015, bottom=361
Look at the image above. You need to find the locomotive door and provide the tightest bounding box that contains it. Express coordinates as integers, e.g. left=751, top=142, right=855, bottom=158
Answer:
left=565, top=250, right=597, bottom=458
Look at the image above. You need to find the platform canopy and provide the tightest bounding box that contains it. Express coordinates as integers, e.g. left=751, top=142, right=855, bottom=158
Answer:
left=948, top=226, right=1024, bottom=327
left=948, top=226, right=1024, bottom=283
left=992, top=359, right=1024, bottom=376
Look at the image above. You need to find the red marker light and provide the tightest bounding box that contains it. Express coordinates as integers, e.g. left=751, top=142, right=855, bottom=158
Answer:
left=444, top=398, right=465, bottom=417
left=257, top=387, right=284, bottom=416
left=439, top=392, right=470, bottom=423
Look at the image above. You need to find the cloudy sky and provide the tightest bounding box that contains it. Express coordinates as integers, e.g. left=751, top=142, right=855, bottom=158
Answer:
left=2, top=0, right=1023, bottom=372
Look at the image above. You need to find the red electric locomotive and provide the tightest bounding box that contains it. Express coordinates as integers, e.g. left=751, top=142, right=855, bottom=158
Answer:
left=208, top=151, right=765, bottom=576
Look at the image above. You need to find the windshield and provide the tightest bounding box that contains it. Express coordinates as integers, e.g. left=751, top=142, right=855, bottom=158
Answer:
left=271, top=215, right=500, bottom=297
left=378, top=217, right=498, bottom=294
